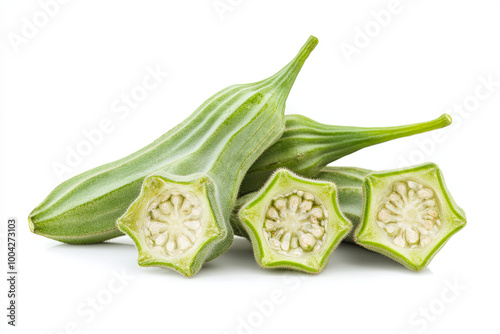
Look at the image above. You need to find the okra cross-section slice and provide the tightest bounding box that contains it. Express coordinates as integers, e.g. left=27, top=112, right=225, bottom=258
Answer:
left=357, top=163, right=466, bottom=271
left=117, top=175, right=225, bottom=277
left=238, top=169, right=352, bottom=273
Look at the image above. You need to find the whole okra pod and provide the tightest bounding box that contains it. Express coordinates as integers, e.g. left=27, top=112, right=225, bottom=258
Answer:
left=30, top=36, right=319, bottom=276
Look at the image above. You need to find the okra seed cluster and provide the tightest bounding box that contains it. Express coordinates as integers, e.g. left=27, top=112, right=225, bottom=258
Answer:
left=144, top=190, right=203, bottom=256
left=263, top=189, right=328, bottom=257
left=376, top=180, right=441, bottom=249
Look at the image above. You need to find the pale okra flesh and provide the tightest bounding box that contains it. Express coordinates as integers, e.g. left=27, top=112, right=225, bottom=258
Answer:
left=116, top=37, right=318, bottom=276
left=316, top=164, right=466, bottom=271
left=238, top=169, right=352, bottom=273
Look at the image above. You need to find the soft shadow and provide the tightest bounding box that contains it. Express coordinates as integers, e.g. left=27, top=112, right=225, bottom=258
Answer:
left=46, top=237, right=138, bottom=267
left=45, top=237, right=432, bottom=277
left=199, top=238, right=260, bottom=274
left=325, top=243, right=433, bottom=275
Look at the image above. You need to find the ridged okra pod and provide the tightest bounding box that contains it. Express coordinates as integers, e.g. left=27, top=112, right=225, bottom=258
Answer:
left=316, top=164, right=466, bottom=271
left=239, top=113, right=452, bottom=195
left=65, top=37, right=317, bottom=275
left=29, top=36, right=318, bottom=274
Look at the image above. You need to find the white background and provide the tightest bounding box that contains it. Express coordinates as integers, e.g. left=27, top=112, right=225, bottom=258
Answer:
left=1, top=1, right=499, bottom=333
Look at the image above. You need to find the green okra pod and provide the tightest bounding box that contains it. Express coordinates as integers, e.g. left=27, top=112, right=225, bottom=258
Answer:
left=30, top=36, right=319, bottom=276
left=239, top=113, right=452, bottom=195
